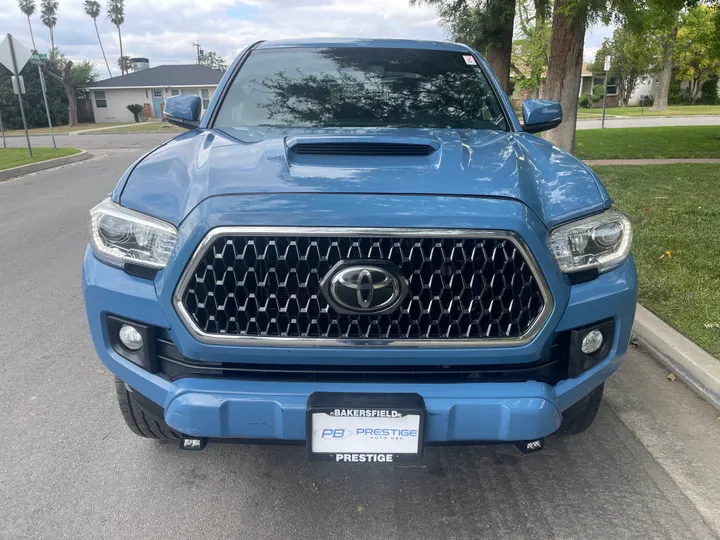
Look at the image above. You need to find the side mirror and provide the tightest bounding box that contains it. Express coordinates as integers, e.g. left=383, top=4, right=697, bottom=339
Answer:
left=522, top=99, right=562, bottom=134
left=163, top=95, right=202, bottom=129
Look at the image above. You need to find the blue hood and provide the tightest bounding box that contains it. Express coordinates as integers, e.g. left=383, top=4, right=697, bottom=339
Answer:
left=116, top=127, right=609, bottom=228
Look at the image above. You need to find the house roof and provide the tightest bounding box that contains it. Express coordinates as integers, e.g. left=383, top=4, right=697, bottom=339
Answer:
left=581, top=63, right=594, bottom=77
left=87, top=64, right=224, bottom=89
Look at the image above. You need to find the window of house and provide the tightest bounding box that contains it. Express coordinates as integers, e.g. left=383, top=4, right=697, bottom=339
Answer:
left=606, top=77, right=618, bottom=95
left=201, top=88, right=210, bottom=109
left=593, top=76, right=618, bottom=96
left=94, top=90, right=107, bottom=108
left=171, top=89, right=179, bottom=96
left=181, top=89, right=197, bottom=95
left=152, top=90, right=162, bottom=98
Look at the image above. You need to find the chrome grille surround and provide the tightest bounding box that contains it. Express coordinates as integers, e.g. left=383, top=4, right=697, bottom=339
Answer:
left=173, top=227, right=553, bottom=348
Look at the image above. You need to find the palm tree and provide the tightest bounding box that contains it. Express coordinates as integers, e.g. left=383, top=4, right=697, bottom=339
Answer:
left=117, top=55, right=132, bottom=74
left=40, top=0, right=58, bottom=51
left=84, top=0, right=111, bottom=77
left=17, top=0, right=38, bottom=52
left=107, top=0, right=125, bottom=74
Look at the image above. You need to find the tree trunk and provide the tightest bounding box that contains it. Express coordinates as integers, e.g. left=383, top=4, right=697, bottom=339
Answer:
left=623, top=74, right=637, bottom=106
left=62, top=61, right=77, bottom=126
left=117, top=26, right=124, bottom=74
left=49, top=27, right=55, bottom=51
left=540, top=0, right=587, bottom=154
left=652, top=25, right=678, bottom=111
left=43, top=61, right=78, bottom=126
left=27, top=17, right=37, bottom=51
left=485, top=0, right=516, bottom=93
left=95, top=20, right=112, bottom=78
left=617, top=82, right=626, bottom=108
left=690, top=78, right=702, bottom=102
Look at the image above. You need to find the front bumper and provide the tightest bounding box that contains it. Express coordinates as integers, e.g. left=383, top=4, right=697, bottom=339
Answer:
left=83, top=246, right=637, bottom=443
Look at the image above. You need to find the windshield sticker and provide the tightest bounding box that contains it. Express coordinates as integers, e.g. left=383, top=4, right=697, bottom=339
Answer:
left=463, top=55, right=477, bottom=66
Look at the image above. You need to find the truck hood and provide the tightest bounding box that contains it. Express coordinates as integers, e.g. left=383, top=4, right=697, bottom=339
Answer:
left=117, top=127, right=609, bottom=228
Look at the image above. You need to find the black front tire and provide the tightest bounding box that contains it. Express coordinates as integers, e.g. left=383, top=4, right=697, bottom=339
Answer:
left=556, top=383, right=604, bottom=436
left=115, top=377, right=181, bottom=440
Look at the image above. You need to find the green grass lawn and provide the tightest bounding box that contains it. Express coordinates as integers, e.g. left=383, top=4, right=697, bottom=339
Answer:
left=576, top=126, right=720, bottom=160
left=593, top=164, right=720, bottom=358
left=96, top=122, right=184, bottom=134
left=578, top=105, right=720, bottom=118
left=0, top=147, right=80, bottom=171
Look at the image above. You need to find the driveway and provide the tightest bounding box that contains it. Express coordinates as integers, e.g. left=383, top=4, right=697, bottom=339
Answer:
left=1, top=146, right=720, bottom=540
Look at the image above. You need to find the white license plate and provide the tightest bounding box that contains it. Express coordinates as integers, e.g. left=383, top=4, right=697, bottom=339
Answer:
left=307, top=393, right=425, bottom=462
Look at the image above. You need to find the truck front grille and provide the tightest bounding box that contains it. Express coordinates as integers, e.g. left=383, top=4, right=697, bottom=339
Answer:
left=175, top=228, right=551, bottom=346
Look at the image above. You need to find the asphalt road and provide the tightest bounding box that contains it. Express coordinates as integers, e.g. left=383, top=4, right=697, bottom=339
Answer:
left=1, top=145, right=720, bottom=540
left=576, top=115, right=720, bottom=129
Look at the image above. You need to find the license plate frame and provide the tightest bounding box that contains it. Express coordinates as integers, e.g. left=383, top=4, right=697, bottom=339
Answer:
left=306, top=392, right=425, bottom=463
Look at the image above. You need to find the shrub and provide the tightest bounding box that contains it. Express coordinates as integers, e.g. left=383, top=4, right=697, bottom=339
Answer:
left=126, top=103, right=144, bottom=123
left=668, top=77, right=692, bottom=105
left=578, top=94, right=591, bottom=108
left=699, top=77, right=719, bottom=105
left=590, top=85, right=605, bottom=104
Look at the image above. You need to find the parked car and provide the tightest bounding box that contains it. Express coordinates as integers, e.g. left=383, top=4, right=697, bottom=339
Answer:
left=83, top=39, right=636, bottom=461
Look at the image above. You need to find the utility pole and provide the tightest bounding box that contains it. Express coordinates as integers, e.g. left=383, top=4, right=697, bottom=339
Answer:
left=192, top=41, right=203, bottom=64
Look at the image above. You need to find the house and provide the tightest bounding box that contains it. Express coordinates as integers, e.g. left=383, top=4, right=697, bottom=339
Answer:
left=85, top=63, right=224, bottom=123
left=578, top=62, right=629, bottom=106
left=579, top=62, right=720, bottom=106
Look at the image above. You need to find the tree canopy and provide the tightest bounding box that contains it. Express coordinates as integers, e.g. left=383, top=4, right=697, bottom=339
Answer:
left=199, top=51, right=228, bottom=72
left=674, top=4, right=720, bottom=101
left=590, top=26, right=658, bottom=106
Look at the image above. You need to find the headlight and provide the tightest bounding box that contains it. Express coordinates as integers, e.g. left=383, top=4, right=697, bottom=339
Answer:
left=89, top=198, right=177, bottom=269
left=548, top=208, right=632, bottom=274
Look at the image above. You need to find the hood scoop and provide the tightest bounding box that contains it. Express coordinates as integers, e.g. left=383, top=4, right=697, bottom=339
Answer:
left=286, top=135, right=439, bottom=157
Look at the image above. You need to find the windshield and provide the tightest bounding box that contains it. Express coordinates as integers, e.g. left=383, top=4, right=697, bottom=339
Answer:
left=213, top=47, right=509, bottom=131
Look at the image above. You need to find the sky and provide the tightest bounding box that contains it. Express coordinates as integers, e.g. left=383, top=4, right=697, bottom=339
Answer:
left=0, top=0, right=614, bottom=79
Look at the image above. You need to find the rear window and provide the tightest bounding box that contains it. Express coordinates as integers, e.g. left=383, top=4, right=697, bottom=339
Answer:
left=213, top=47, right=509, bottom=131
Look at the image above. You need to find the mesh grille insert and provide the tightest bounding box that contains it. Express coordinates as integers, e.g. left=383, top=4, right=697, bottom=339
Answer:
left=179, top=232, right=547, bottom=342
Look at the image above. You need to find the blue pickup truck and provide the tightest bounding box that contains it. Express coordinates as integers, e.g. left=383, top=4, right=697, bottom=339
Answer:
left=83, top=39, right=636, bottom=461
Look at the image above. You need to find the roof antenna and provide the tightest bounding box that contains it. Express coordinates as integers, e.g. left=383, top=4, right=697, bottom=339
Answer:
left=192, top=41, right=203, bottom=64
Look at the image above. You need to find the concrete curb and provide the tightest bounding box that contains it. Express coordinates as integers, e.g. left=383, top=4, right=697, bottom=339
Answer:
left=76, top=130, right=179, bottom=136
left=633, top=304, right=720, bottom=410
left=69, top=122, right=161, bottom=136
left=0, top=150, right=90, bottom=180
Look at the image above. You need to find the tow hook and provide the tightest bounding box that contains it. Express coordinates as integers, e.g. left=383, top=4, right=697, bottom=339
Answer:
left=180, top=437, right=208, bottom=451
left=515, top=438, right=545, bottom=454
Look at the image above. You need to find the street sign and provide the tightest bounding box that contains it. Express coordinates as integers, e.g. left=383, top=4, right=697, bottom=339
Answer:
left=604, top=55, right=612, bottom=72
left=29, top=52, right=47, bottom=65
left=0, top=34, right=31, bottom=73
left=0, top=34, right=32, bottom=157
left=11, top=75, right=26, bottom=94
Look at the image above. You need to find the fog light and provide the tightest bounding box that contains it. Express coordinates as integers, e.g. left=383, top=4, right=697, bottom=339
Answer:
left=581, top=329, right=604, bottom=355
left=119, top=325, right=143, bottom=351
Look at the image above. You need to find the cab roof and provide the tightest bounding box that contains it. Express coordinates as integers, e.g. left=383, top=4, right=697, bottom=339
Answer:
left=255, top=38, right=472, bottom=52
